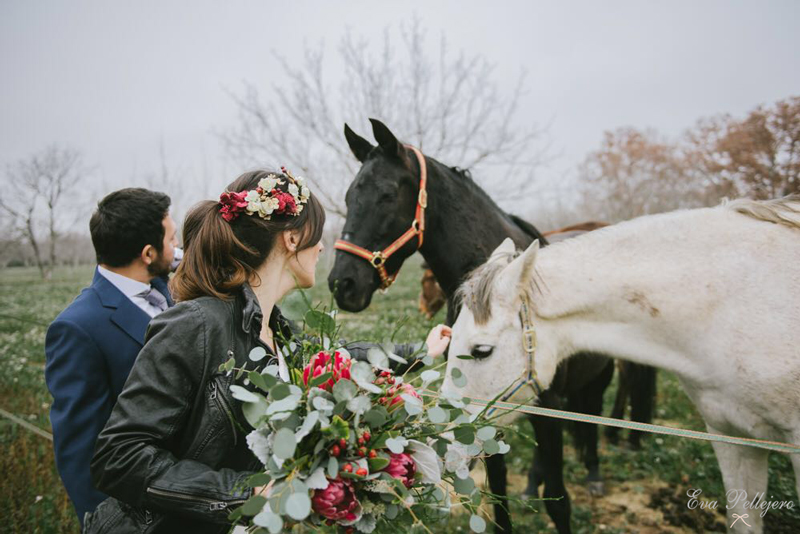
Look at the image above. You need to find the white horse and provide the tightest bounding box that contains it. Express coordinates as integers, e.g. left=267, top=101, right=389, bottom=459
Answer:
left=442, top=196, right=800, bottom=533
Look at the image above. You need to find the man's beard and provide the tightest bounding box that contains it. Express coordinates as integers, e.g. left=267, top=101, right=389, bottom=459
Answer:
left=147, top=252, right=172, bottom=279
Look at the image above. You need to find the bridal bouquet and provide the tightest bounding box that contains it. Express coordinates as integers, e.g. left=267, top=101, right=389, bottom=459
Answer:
left=221, top=296, right=510, bottom=533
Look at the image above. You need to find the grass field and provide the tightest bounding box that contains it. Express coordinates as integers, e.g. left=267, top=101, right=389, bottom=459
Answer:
left=1, top=259, right=798, bottom=533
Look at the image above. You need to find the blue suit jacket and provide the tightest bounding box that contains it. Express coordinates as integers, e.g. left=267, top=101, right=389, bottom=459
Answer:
left=44, top=269, right=173, bottom=525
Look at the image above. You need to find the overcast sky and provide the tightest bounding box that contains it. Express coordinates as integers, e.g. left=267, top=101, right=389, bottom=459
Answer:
left=2, top=1, right=798, bottom=215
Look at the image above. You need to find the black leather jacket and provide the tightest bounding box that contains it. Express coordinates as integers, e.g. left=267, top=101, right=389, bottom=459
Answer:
left=86, top=284, right=417, bottom=534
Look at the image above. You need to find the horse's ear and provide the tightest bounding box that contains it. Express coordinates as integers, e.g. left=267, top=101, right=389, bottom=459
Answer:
left=519, top=240, right=540, bottom=288
left=344, top=123, right=374, bottom=163
left=369, top=118, right=404, bottom=159
left=499, top=239, right=540, bottom=294
left=489, top=237, right=517, bottom=262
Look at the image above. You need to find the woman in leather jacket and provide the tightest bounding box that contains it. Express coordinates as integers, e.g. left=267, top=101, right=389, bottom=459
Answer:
left=86, top=170, right=451, bottom=533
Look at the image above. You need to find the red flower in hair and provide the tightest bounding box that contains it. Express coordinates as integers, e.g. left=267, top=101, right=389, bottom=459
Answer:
left=219, top=191, right=249, bottom=221
left=272, top=190, right=298, bottom=216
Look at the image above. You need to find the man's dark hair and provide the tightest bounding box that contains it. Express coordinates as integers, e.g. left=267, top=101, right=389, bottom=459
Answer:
left=90, top=188, right=171, bottom=267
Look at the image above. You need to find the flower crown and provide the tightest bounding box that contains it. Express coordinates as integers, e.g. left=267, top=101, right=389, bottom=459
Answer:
left=219, top=167, right=311, bottom=222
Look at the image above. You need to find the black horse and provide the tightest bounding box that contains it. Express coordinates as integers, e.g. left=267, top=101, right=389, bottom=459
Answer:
left=328, top=119, right=614, bottom=533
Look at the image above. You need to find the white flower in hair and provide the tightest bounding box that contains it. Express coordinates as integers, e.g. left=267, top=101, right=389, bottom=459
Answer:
left=288, top=183, right=299, bottom=198
left=301, top=185, right=311, bottom=199
left=258, top=175, right=279, bottom=192
left=244, top=190, right=262, bottom=213
left=259, top=195, right=280, bottom=218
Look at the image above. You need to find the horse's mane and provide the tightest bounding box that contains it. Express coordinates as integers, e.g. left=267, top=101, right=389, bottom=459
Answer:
left=724, top=195, right=800, bottom=230
left=454, top=248, right=520, bottom=325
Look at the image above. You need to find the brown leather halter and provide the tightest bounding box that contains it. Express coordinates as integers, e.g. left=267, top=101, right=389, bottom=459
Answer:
left=334, top=145, right=428, bottom=290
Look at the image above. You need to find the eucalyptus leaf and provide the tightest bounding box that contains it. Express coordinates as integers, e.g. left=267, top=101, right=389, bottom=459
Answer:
left=420, top=370, right=441, bottom=383
left=366, top=348, right=390, bottom=370
left=332, top=379, right=357, bottom=402
left=305, top=467, right=329, bottom=490
left=242, top=398, right=268, bottom=428
left=470, top=514, right=487, bottom=533
left=266, top=396, right=299, bottom=416
left=327, top=457, right=338, bottom=478
left=385, top=436, right=408, bottom=454
left=482, top=438, right=500, bottom=455
left=249, top=346, right=267, bottom=362
left=477, top=426, right=497, bottom=441
left=364, top=407, right=388, bottom=428
left=350, top=361, right=381, bottom=394
left=497, top=440, right=511, bottom=454
left=270, top=384, right=291, bottom=401
left=253, top=509, right=283, bottom=534
left=230, top=385, right=260, bottom=404
left=263, top=364, right=280, bottom=377
left=401, top=394, right=423, bottom=416
left=272, top=428, right=297, bottom=459
left=294, top=411, right=319, bottom=443
left=454, top=426, right=475, bottom=445
left=453, top=475, right=475, bottom=495
left=427, top=406, right=447, bottom=424
left=347, top=395, right=371, bottom=415
left=285, top=492, right=312, bottom=521
left=241, top=495, right=266, bottom=516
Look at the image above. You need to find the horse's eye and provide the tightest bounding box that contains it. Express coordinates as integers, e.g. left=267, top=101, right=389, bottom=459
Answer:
left=471, top=345, right=494, bottom=359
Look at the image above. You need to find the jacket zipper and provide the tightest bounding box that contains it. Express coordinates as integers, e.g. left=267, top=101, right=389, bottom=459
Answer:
left=210, top=380, right=239, bottom=446
left=146, top=486, right=246, bottom=512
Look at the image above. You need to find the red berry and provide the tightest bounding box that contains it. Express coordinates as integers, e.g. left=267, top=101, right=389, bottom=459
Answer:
left=355, top=468, right=367, bottom=477
left=357, top=437, right=365, bottom=446
left=363, top=432, right=371, bottom=442
left=375, top=377, right=385, bottom=385
left=330, top=445, right=340, bottom=457
left=342, top=463, right=353, bottom=473
left=368, top=450, right=377, bottom=459
left=388, top=376, right=395, bottom=385
left=358, top=447, right=367, bottom=457
left=339, top=438, right=347, bottom=449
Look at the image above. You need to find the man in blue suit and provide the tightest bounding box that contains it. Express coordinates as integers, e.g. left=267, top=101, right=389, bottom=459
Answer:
left=45, top=188, right=179, bottom=526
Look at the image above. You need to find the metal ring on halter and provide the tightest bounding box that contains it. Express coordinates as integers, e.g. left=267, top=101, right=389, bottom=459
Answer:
left=370, top=252, right=385, bottom=267
left=411, top=219, right=420, bottom=233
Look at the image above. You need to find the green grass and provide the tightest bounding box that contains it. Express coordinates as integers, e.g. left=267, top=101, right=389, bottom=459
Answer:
left=1, top=259, right=797, bottom=533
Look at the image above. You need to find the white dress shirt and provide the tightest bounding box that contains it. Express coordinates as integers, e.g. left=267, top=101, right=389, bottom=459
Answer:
left=97, top=266, right=166, bottom=318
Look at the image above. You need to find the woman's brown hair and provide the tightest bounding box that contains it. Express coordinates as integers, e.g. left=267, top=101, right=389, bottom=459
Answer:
left=171, top=170, right=326, bottom=301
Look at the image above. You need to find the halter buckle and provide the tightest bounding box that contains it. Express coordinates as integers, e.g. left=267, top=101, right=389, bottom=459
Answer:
left=522, top=327, right=537, bottom=353
left=418, top=189, right=428, bottom=208
left=411, top=219, right=420, bottom=233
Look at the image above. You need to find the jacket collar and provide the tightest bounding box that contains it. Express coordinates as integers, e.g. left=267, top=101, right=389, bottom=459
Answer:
left=240, top=283, right=264, bottom=334
left=239, top=283, right=293, bottom=339
left=91, top=268, right=151, bottom=345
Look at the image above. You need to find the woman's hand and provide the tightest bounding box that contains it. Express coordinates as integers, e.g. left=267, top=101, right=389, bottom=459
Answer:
left=425, top=324, right=452, bottom=358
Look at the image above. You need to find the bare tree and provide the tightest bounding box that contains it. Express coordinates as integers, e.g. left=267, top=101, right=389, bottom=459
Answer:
left=222, top=17, right=548, bottom=216
left=577, top=127, right=704, bottom=222
left=0, top=146, right=86, bottom=279
left=686, top=95, right=800, bottom=199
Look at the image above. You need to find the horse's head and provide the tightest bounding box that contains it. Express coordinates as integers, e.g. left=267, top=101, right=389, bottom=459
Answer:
left=443, top=238, right=558, bottom=412
left=328, top=119, right=425, bottom=312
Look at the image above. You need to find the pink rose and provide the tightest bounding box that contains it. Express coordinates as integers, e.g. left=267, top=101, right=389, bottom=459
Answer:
left=383, top=452, right=417, bottom=488
left=311, top=478, right=360, bottom=521
left=302, top=351, right=352, bottom=392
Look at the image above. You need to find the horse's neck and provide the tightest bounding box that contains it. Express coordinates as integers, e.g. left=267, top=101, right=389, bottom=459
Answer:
left=534, top=208, right=734, bottom=381
left=419, top=160, right=532, bottom=296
